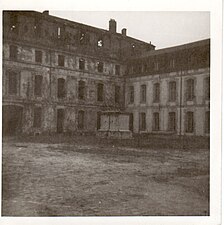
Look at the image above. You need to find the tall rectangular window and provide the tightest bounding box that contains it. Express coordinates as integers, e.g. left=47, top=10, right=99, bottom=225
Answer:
left=79, top=58, right=85, bottom=70
left=205, top=77, right=210, bottom=100
left=97, top=83, right=104, bottom=102
left=153, top=112, right=160, bottom=131
left=129, top=86, right=134, bottom=104
left=78, top=80, right=85, bottom=100
left=8, top=71, right=18, bottom=95
left=140, top=112, right=146, bottom=131
left=58, top=55, right=65, bottom=67
left=154, top=61, right=159, bottom=71
left=9, top=45, right=18, bottom=60
left=205, top=111, right=210, bottom=133
left=153, top=83, right=160, bottom=103
left=78, top=110, right=84, bottom=129
left=186, top=111, right=194, bottom=133
left=115, top=65, right=120, bottom=75
left=33, top=107, right=42, bottom=128
left=97, top=62, right=103, bottom=73
left=57, top=78, right=65, bottom=98
left=186, top=79, right=195, bottom=101
left=35, top=50, right=42, bottom=63
left=169, top=81, right=176, bottom=102
left=34, top=75, right=43, bottom=96
left=140, top=84, right=146, bottom=103
left=115, top=86, right=120, bottom=103
left=168, top=112, right=176, bottom=131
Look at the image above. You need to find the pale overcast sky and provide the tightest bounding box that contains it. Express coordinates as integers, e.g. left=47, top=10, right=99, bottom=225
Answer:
left=50, top=11, right=210, bottom=49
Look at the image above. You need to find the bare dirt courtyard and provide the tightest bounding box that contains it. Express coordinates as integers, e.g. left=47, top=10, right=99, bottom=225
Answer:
left=2, top=135, right=209, bottom=216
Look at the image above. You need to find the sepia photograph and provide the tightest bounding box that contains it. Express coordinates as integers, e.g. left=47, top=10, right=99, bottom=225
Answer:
left=0, top=0, right=222, bottom=224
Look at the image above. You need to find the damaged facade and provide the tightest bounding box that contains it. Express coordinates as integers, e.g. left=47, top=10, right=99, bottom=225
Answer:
left=2, top=11, right=210, bottom=136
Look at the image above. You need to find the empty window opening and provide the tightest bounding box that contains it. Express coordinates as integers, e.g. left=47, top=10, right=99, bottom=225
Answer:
left=34, top=75, right=43, bottom=97
left=115, top=86, right=120, bottom=103
left=186, top=79, right=194, bottom=101
left=153, top=112, right=160, bottom=131
left=24, top=25, right=28, bottom=33
left=97, top=83, right=104, bottom=102
left=78, top=80, right=85, bottom=100
left=79, top=58, right=85, bottom=70
left=78, top=110, right=85, bottom=129
left=58, top=55, right=65, bottom=67
left=97, top=62, right=104, bottom=73
left=57, top=108, right=64, bottom=133
left=186, top=111, right=194, bottom=133
left=9, top=45, right=18, bottom=60
left=153, top=83, right=160, bottom=102
left=168, top=112, right=176, bottom=131
left=205, top=77, right=210, bottom=99
left=8, top=71, right=18, bottom=95
left=97, top=38, right=103, bottom=47
left=140, top=84, right=146, bottom=103
left=129, top=86, right=134, bottom=104
left=35, top=50, right=42, bottom=63
left=33, top=107, right=42, bottom=128
left=57, top=78, right=66, bottom=98
left=169, top=81, right=176, bottom=102
left=205, top=111, right=210, bottom=134
left=115, top=65, right=120, bottom=75
left=140, top=112, right=146, bottom=131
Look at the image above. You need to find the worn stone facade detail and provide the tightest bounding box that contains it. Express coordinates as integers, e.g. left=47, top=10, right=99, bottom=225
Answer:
left=2, top=11, right=210, bottom=136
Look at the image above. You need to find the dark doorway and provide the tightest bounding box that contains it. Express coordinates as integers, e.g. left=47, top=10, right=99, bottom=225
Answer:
left=129, top=113, right=133, bottom=131
left=57, top=109, right=64, bottom=133
left=2, top=105, right=23, bottom=136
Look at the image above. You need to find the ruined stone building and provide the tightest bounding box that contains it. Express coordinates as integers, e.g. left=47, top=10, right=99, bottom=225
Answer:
left=2, top=11, right=210, bottom=136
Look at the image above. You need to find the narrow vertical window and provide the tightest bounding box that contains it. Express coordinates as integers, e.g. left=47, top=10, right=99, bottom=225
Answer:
left=8, top=71, right=18, bottom=95
left=153, top=112, right=160, bottom=131
left=79, top=58, right=85, bottom=70
left=57, top=78, right=65, bottom=98
left=153, top=83, right=160, bottom=103
left=58, top=55, right=65, bottom=67
left=115, top=65, right=120, bottom=75
left=186, top=112, right=194, bottom=133
left=97, top=62, right=103, bottom=73
left=168, top=112, right=176, bottom=131
left=34, top=75, right=43, bottom=97
left=97, top=83, right=104, bottom=102
left=140, top=84, right=146, bottom=103
left=169, top=81, right=176, bottom=102
left=140, top=112, right=146, bottom=131
left=33, top=107, right=42, bottom=128
left=78, top=80, right=85, bottom=100
left=115, top=86, right=120, bottom=103
left=35, top=50, right=42, bottom=63
left=186, top=79, right=194, bottom=101
left=78, top=110, right=85, bottom=129
left=9, top=45, right=18, bottom=60
left=129, top=86, right=134, bottom=104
